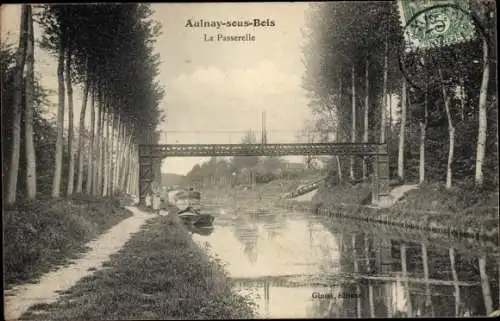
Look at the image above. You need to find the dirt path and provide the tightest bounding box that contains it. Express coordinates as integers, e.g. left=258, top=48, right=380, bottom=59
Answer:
left=373, top=184, right=419, bottom=208
left=4, top=206, right=154, bottom=321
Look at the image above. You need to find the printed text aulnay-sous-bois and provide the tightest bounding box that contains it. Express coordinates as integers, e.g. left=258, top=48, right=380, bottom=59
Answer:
left=185, top=19, right=276, bottom=42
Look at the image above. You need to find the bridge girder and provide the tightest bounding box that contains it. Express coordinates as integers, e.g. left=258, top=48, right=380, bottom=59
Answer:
left=136, top=142, right=390, bottom=206
left=139, top=143, right=387, bottom=158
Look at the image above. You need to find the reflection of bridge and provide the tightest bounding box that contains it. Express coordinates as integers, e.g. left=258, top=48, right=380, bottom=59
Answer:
left=231, top=273, right=481, bottom=289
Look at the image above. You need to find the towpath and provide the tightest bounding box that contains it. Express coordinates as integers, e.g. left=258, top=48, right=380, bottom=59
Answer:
left=4, top=206, right=153, bottom=321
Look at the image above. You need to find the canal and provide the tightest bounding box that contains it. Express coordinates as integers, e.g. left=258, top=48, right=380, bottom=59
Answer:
left=188, top=191, right=499, bottom=318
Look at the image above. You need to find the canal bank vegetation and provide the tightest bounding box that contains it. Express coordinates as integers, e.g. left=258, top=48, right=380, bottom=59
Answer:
left=3, top=4, right=164, bottom=205
left=2, top=4, right=165, bottom=290
left=296, top=2, right=498, bottom=225
left=20, top=211, right=257, bottom=321
left=300, top=1, right=497, bottom=191
left=3, top=195, right=133, bottom=290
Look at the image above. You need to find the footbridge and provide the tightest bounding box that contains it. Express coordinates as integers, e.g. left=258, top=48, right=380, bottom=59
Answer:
left=137, top=141, right=390, bottom=205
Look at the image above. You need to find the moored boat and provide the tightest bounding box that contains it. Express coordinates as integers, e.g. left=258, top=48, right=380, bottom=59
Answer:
left=177, top=206, right=215, bottom=226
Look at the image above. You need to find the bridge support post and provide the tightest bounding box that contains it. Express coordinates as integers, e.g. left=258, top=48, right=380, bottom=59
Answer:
left=139, top=157, right=153, bottom=206
left=138, top=157, right=163, bottom=206
left=373, top=154, right=390, bottom=204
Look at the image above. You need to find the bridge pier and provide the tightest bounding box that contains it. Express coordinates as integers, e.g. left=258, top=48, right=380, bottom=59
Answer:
left=138, top=156, right=163, bottom=206
left=372, top=154, right=391, bottom=205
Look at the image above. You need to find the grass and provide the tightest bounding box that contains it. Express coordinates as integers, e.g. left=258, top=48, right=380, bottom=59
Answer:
left=311, top=180, right=498, bottom=213
left=3, top=194, right=133, bottom=290
left=305, top=180, right=499, bottom=239
left=20, top=208, right=257, bottom=320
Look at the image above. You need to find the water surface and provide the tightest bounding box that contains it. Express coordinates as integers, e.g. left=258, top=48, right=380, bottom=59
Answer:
left=190, top=194, right=500, bottom=318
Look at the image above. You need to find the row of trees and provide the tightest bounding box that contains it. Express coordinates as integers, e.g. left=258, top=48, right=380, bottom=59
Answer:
left=301, top=1, right=497, bottom=189
left=2, top=4, right=165, bottom=205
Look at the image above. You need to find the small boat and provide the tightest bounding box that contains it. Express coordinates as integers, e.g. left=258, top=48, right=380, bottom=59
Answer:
left=188, top=224, right=215, bottom=236
left=177, top=206, right=215, bottom=227
left=193, top=213, right=215, bottom=227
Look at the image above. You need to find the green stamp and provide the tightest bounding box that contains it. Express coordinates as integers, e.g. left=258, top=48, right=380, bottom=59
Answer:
left=398, top=0, right=477, bottom=50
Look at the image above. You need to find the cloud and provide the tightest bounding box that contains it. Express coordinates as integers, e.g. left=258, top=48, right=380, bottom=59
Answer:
left=171, top=60, right=302, bottom=99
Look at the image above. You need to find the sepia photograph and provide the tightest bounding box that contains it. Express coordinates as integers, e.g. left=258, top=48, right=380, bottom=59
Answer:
left=2, top=1, right=498, bottom=319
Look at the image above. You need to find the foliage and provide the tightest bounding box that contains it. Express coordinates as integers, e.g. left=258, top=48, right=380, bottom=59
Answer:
left=301, top=2, right=498, bottom=188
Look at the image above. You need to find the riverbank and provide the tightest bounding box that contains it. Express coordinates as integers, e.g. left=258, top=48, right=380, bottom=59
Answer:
left=278, top=181, right=498, bottom=241
left=3, top=195, right=134, bottom=290
left=19, top=206, right=257, bottom=320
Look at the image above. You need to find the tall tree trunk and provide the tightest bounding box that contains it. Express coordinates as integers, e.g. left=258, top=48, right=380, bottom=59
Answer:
left=127, top=145, right=137, bottom=195
left=479, top=255, right=493, bottom=315
left=66, top=44, right=75, bottom=196
left=459, top=78, right=465, bottom=121
left=92, top=95, right=100, bottom=195
left=95, top=97, right=103, bottom=196
left=114, top=117, right=123, bottom=194
left=134, top=145, right=139, bottom=196
left=336, top=71, right=343, bottom=183
left=363, top=57, right=369, bottom=181
left=76, top=71, right=90, bottom=194
left=422, top=243, right=434, bottom=316
left=401, top=243, right=412, bottom=317
left=108, top=112, right=115, bottom=196
left=100, top=103, right=106, bottom=195
left=381, top=33, right=388, bottom=144
left=350, top=64, right=356, bottom=182
left=352, top=235, right=361, bottom=318
left=449, top=248, right=461, bottom=317
left=397, top=78, right=407, bottom=181
left=438, top=68, right=455, bottom=189
left=86, top=87, right=95, bottom=194
left=118, top=130, right=126, bottom=193
left=475, top=38, right=490, bottom=187
left=6, top=5, right=28, bottom=204
left=123, top=146, right=134, bottom=194
left=419, top=90, right=428, bottom=184
left=52, top=31, right=66, bottom=198
left=102, top=109, right=109, bottom=197
left=24, top=5, right=36, bottom=200
left=122, top=132, right=133, bottom=193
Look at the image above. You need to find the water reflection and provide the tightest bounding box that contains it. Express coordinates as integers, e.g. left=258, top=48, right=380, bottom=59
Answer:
left=190, top=198, right=499, bottom=318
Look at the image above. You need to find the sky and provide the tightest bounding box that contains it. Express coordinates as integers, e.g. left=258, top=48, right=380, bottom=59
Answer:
left=1, top=3, right=312, bottom=175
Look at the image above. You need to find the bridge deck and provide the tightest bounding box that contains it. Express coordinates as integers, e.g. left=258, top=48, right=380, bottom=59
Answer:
left=139, top=143, right=387, bottom=158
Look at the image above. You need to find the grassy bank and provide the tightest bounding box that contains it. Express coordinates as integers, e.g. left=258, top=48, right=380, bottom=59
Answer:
left=281, top=181, right=499, bottom=240
left=20, top=208, right=257, bottom=320
left=3, top=194, right=134, bottom=290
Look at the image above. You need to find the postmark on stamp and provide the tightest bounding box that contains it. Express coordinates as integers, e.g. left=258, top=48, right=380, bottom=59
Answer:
left=397, top=1, right=488, bottom=91
left=398, top=0, right=477, bottom=51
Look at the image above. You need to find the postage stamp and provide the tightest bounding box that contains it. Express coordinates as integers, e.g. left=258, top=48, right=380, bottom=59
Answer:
left=398, top=0, right=477, bottom=51
left=397, top=1, right=487, bottom=90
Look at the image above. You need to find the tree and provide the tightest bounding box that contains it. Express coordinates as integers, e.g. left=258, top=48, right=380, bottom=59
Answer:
left=438, top=67, right=455, bottom=189
left=350, top=64, right=356, bottom=181
left=475, top=38, right=490, bottom=186
left=6, top=6, right=29, bottom=204
left=363, top=57, right=369, bottom=180
left=24, top=5, right=37, bottom=199
left=65, top=41, right=75, bottom=196
left=397, top=78, right=407, bottom=181
left=76, top=62, right=90, bottom=193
